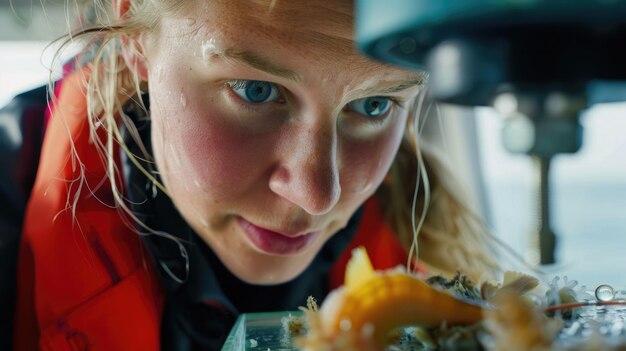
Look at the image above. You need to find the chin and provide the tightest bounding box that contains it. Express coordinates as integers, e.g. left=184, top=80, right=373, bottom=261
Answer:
left=230, top=252, right=316, bottom=286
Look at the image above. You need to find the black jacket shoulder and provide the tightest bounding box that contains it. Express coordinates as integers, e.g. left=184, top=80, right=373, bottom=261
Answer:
left=0, top=84, right=48, bottom=350
left=0, top=85, right=48, bottom=212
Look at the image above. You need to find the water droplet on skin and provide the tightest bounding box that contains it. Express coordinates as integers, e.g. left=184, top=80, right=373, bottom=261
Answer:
left=358, top=182, right=372, bottom=194
left=200, top=218, right=209, bottom=229
left=155, top=65, right=164, bottom=82
left=185, top=18, right=196, bottom=27
left=201, top=38, right=221, bottom=63
left=180, top=94, right=187, bottom=108
left=595, top=284, right=615, bottom=302
left=193, top=178, right=201, bottom=189
left=169, top=144, right=182, bottom=167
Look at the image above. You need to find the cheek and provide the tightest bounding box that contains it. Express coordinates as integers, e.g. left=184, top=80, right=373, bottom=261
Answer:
left=149, top=88, right=271, bottom=202
left=340, top=119, right=406, bottom=197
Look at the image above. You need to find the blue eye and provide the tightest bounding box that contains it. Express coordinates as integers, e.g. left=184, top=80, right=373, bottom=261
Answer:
left=347, top=97, right=392, bottom=118
left=229, top=80, right=280, bottom=104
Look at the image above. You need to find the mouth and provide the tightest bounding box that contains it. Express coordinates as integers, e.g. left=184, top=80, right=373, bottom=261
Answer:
left=237, top=217, right=321, bottom=255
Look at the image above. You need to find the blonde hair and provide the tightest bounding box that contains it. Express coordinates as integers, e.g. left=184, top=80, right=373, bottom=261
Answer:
left=376, top=91, right=500, bottom=281
left=55, top=0, right=499, bottom=282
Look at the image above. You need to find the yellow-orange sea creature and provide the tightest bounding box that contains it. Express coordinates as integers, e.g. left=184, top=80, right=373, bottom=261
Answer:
left=297, top=247, right=484, bottom=350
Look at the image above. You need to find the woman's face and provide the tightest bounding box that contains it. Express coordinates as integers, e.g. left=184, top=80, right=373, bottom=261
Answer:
left=142, top=0, right=423, bottom=284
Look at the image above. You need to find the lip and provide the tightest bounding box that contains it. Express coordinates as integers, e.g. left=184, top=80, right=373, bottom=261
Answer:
left=237, top=217, right=320, bottom=255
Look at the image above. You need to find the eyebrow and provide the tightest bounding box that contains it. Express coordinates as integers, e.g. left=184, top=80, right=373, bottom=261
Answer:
left=221, top=48, right=426, bottom=94
left=365, top=77, right=427, bottom=96
left=223, top=49, right=303, bottom=82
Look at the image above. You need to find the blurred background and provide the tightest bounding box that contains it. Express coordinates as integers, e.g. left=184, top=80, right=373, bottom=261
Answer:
left=1, top=0, right=625, bottom=290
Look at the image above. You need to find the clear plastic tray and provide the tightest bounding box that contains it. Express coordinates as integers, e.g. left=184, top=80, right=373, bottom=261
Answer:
left=222, top=311, right=302, bottom=351
left=221, top=305, right=626, bottom=350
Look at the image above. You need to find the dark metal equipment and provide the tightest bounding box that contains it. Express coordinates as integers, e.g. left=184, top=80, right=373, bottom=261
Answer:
left=356, top=0, right=626, bottom=264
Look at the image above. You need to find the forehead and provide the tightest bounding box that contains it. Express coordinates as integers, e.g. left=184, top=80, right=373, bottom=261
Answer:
left=153, top=0, right=426, bottom=91
left=184, top=0, right=354, bottom=43
left=165, top=0, right=385, bottom=70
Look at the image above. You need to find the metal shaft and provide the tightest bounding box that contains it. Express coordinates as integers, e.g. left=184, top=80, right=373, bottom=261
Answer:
left=537, top=156, right=557, bottom=264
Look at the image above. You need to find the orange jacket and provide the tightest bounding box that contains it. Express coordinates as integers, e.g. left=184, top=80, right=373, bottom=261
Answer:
left=13, top=70, right=413, bottom=350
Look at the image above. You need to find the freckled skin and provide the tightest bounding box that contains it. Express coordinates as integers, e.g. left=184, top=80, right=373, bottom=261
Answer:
left=141, top=0, right=421, bottom=284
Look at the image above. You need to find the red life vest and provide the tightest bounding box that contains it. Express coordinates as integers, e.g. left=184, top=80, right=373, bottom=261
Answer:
left=13, top=70, right=414, bottom=350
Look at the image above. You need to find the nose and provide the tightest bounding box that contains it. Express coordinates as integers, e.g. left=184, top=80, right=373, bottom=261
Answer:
left=269, top=123, right=341, bottom=215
